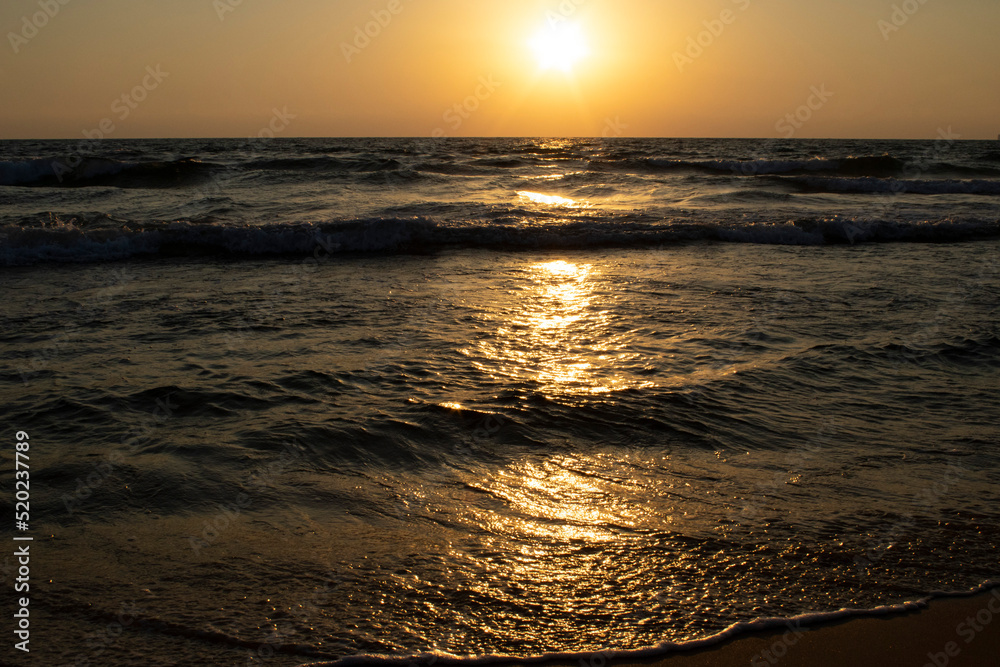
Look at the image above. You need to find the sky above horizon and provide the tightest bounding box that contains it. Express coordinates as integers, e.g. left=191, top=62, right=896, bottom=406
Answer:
left=1, top=0, right=998, bottom=140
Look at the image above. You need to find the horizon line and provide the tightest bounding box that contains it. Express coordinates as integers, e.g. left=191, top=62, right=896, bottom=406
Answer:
left=2, top=135, right=997, bottom=142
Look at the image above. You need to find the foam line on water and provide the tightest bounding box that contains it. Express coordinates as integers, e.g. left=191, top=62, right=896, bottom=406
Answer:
left=3, top=216, right=999, bottom=266
left=298, top=581, right=1000, bottom=667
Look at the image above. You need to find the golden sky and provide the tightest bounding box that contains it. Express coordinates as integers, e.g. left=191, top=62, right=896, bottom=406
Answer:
left=1, top=0, right=997, bottom=139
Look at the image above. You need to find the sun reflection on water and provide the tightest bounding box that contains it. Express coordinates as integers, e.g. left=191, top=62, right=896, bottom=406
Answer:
left=472, top=456, right=645, bottom=543
left=469, top=259, right=649, bottom=396
left=453, top=259, right=667, bottom=636
left=450, top=450, right=669, bottom=651
left=517, top=191, right=588, bottom=208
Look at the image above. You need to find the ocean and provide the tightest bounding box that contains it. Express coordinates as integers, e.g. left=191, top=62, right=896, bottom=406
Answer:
left=1, top=138, right=998, bottom=665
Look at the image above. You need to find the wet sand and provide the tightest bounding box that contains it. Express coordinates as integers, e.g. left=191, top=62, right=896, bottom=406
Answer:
left=617, top=588, right=1000, bottom=667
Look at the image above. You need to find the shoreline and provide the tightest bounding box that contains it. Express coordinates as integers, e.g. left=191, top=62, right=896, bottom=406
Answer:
left=307, top=585, right=1000, bottom=667
left=618, top=587, right=1000, bottom=667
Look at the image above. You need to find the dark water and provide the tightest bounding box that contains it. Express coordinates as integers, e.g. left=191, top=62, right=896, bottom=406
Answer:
left=0, top=139, right=998, bottom=665
left=2, top=137, right=999, bottom=265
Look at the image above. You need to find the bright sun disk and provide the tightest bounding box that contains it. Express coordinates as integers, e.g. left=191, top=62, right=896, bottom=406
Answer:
left=530, top=23, right=589, bottom=72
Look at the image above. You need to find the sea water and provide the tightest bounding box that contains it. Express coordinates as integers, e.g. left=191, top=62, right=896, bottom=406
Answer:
left=1, top=138, right=997, bottom=665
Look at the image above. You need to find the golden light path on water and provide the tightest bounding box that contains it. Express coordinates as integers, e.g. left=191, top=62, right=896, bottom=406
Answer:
left=452, top=452, right=665, bottom=651
left=471, top=455, right=652, bottom=543
left=448, top=258, right=669, bottom=645
left=467, top=258, right=652, bottom=396
left=516, top=191, right=585, bottom=208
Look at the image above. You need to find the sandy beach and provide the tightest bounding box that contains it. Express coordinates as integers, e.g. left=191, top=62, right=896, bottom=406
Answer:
left=614, top=589, right=1000, bottom=667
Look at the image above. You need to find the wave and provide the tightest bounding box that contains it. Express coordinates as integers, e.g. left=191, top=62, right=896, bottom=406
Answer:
left=300, top=582, right=1000, bottom=667
left=7, top=151, right=998, bottom=190
left=413, top=162, right=492, bottom=176
left=3, top=215, right=999, bottom=266
left=511, top=145, right=580, bottom=158
left=36, top=589, right=342, bottom=664
left=685, top=189, right=792, bottom=204
left=879, top=334, right=1000, bottom=368
left=245, top=156, right=459, bottom=182
left=0, top=156, right=217, bottom=188
left=476, top=158, right=533, bottom=168
left=245, top=156, right=404, bottom=172
left=244, top=155, right=541, bottom=175
left=589, top=154, right=1000, bottom=179
left=0, top=154, right=422, bottom=188
left=777, top=176, right=1000, bottom=195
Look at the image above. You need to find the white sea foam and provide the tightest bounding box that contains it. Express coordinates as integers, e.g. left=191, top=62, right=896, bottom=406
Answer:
left=2, top=214, right=998, bottom=266
left=299, top=582, right=1000, bottom=667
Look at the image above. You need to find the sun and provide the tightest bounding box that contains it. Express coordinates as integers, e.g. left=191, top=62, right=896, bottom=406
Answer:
left=529, top=23, right=589, bottom=73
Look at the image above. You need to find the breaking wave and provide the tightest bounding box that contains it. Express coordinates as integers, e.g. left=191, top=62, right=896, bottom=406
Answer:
left=3, top=215, right=998, bottom=266
left=0, top=156, right=216, bottom=188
